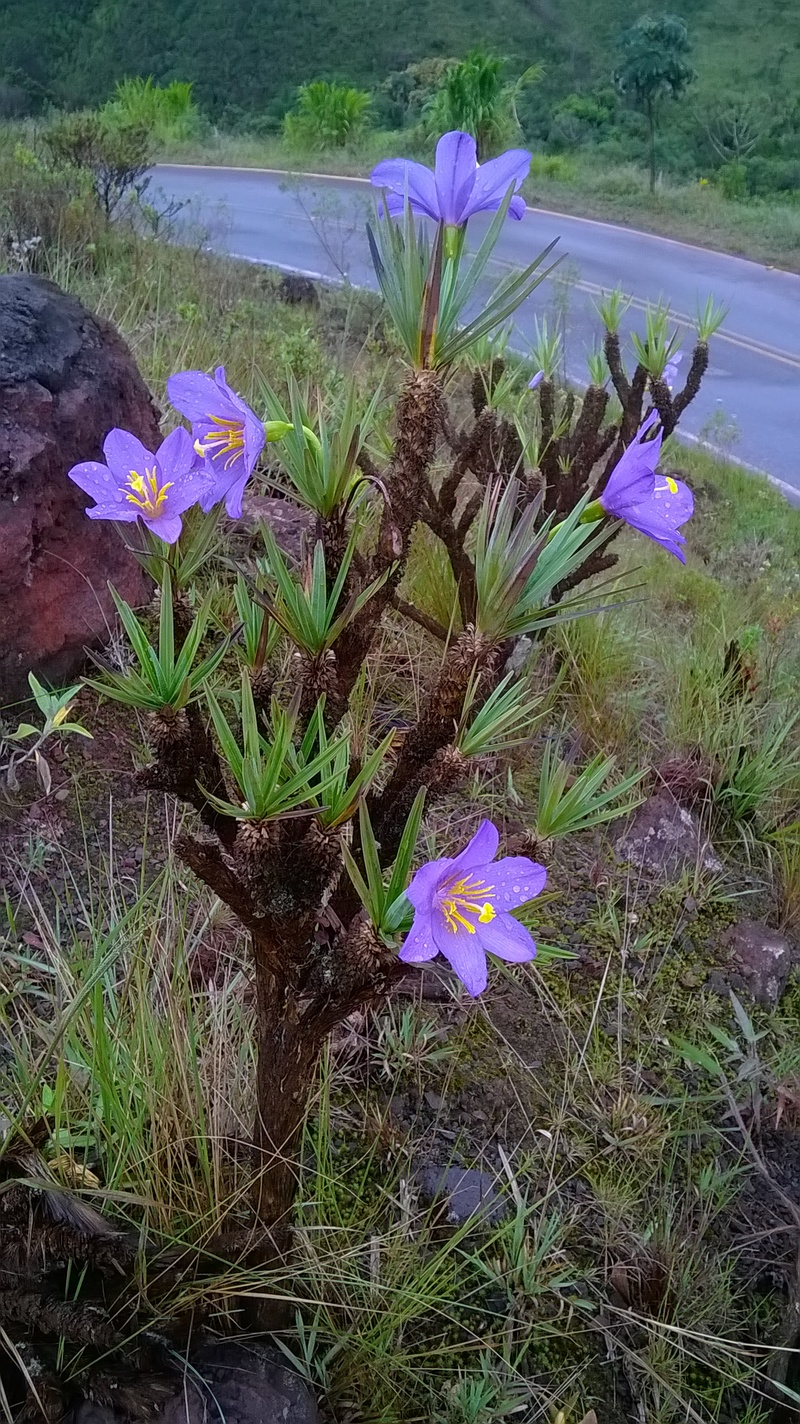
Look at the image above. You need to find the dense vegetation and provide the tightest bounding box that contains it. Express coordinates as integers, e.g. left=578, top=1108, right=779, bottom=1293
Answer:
left=3, top=0, right=800, bottom=196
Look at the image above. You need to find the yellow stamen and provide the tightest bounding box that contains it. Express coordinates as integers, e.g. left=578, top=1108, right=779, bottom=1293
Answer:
left=441, top=875, right=496, bottom=934
left=124, top=465, right=172, bottom=517
left=665, top=476, right=678, bottom=494
left=194, top=415, right=245, bottom=471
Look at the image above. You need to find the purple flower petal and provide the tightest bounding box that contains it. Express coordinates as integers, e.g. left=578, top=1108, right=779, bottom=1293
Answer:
left=68, top=460, right=128, bottom=503
left=477, top=912, right=537, bottom=962
left=398, top=912, right=439, bottom=964
left=434, top=131, right=478, bottom=226
left=431, top=914, right=488, bottom=996
left=508, top=193, right=527, bottom=220
left=406, top=858, right=454, bottom=912
left=370, top=158, right=441, bottom=222
left=446, top=819, right=499, bottom=878
left=601, top=411, right=662, bottom=515
left=461, top=147, right=531, bottom=222
left=158, top=425, right=196, bottom=481
left=221, top=470, right=250, bottom=520
left=482, top=857, right=547, bottom=912
left=623, top=475, right=694, bottom=561
left=167, top=369, right=239, bottom=424
left=103, top=429, right=154, bottom=481
left=86, top=503, right=138, bottom=523
left=528, top=370, right=544, bottom=390
left=143, top=511, right=184, bottom=544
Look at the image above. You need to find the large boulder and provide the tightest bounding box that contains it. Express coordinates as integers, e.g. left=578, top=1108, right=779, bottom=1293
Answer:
left=0, top=273, right=156, bottom=705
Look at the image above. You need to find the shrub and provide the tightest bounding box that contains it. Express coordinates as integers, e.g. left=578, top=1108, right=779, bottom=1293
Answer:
left=43, top=111, right=153, bottom=217
left=283, top=80, right=372, bottom=149
left=103, top=76, right=202, bottom=143
left=717, top=161, right=747, bottom=201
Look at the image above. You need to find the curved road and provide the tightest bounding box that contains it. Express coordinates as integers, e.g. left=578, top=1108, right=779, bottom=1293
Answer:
left=155, top=164, right=800, bottom=498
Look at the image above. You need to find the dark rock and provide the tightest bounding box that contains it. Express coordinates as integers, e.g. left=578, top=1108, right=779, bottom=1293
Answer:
left=416, top=1164, right=509, bottom=1225
left=614, top=790, right=722, bottom=879
left=67, top=1341, right=321, bottom=1424
left=277, top=274, right=320, bottom=307
left=240, top=493, right=313, bottom=560
left=0, top=273, right=155, bottom=703
left=159, top=1341, right=320, bottom=1424
left=722, top=919, right=794, bottom=1007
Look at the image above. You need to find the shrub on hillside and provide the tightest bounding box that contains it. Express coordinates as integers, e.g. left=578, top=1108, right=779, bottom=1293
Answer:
left=43, top=111, right=153, bottom=217
left=104, top=76, right=202, bottom=143
left=283, top=80, right=372, bottom=149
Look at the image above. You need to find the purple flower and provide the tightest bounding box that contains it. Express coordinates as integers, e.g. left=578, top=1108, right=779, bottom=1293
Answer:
left=528, top=370, right=545, bottom=390
left=167, top=365, right=265, bottom=519
left=370, top=131, right=531, bottom=228
left=600, top=412, right=694, bottom=562
left=399, top=820, right=546, bottom=996
left=67, top=427, right=203, bottom=544
left=600, top=411, right=664, bottom=515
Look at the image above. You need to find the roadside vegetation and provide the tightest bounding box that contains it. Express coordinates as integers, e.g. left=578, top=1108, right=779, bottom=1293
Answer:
left=1, top=132, right=800, bottom=1424
left=4, top=0, right=800, bottom=267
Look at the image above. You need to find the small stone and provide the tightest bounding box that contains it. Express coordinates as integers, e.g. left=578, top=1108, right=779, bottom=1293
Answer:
left=614, top=791, right=722, bottom=880
left=239, top=494, right=313, bottom=560
left=415, top=1164, right=509, bottom=1225
left=424, top=1090, right=443, bottom=1112
left=722, top=919, right=794, bottom=1008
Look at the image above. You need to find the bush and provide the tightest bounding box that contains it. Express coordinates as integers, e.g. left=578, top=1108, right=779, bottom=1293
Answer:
left=745, top=155, right=800, bottom=197
left=717, top=161, right=747, bottom=201
left=0, top=146, right=99, bottom=270
left=283, top=81, right=372, bottom=149
left=43, top=111, right=153, bottom=217
left=529, top=153, right=576, bottom=181
left=104, top=76, right=202, bottom=143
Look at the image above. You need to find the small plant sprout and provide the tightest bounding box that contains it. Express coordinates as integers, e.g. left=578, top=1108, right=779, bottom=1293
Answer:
left=696, top=295, right=729, bottom=341
left=372, top=1002, right=454, bottom=1082
left=630, top=301, right=680, bottom=379
left=83, top=569, right=228, bottom=711
left=233, top=573, right=281, bottom=672
left=342, top=791, right=426, bottom=938
left=260, top=376, right=383, bottom=519
left=595, top=286, right=632, bottom=335
left=535, top=737, right=645, bottom=845
left=257, top=523, right=391, bottom=657
left=1, top=673, right=91, bottom=794
left=586, top=343, right=609, bottom=387
left=456, top=671, right=546, bottom=759
left=528, top=314, right=563, bottom=381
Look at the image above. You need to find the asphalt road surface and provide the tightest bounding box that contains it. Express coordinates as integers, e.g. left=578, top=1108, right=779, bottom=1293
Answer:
left=154, top=163, right=800, bottom=498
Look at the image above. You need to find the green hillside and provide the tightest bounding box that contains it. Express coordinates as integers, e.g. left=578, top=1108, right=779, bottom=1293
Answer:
left=3, top=0, right=799, bottom=122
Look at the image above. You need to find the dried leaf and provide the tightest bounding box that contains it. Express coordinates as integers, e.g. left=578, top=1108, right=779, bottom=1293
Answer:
left=34, top=750, right=52, bottom=796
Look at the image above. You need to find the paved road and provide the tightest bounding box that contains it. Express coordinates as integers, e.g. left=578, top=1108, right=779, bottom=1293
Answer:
left=155, top=164, right=800, bottom=497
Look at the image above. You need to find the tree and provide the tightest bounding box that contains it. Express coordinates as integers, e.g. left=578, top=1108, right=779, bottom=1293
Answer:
left=614, top=15, right=694, bottom=192
left=425, top=47, right=542, bottom=160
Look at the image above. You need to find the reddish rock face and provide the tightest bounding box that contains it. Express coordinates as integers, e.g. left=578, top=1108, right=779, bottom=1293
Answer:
left=0, top=274, right=157, bottom=706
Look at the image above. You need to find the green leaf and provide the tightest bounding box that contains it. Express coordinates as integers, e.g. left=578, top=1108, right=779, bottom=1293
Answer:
left=8, top=722, right=39, bottom=741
